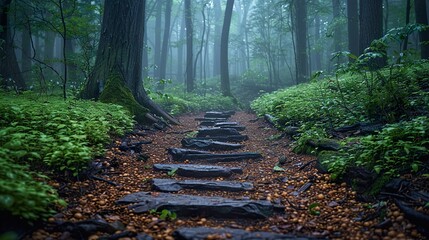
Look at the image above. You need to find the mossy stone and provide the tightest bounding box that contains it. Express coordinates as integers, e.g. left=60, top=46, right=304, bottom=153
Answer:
left=99, top=74, right=149, bottom=123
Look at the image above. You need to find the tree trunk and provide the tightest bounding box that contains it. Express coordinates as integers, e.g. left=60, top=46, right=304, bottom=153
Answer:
left=0, top=0, right=26, bottom=91
left=21, top=18, right=32, bottom=83
left=154, top=1, right=162, bottom=82
left=347, top=0, right=359, bottom=60
left=220, top=0, right=234, bottom=97
left=184, top=0, right=194, bottom=92
left=415, top=0, right=429, bottom=59
left=313, top=0, right=322, bottom=71
left=402, top=0, right=411, bottom=52
left=332, top=0, right=342, bottom=62
left=80, top=0, right=178, bottom=125
left=212, top=0, right=222, bottom=77
left=177, top=11, right=185, bottom=82
left=158, top=0, right=173, bottom=89
left=359, top=0, right=386, bottom=68
left=294, top=0, right=308, bottom=84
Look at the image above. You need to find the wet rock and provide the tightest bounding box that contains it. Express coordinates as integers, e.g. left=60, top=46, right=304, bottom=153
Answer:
left=195, top=117, right=228, bottom=122
left=153, top=164, right=243, bottom=177
left=307, top=138, right=341, bottom=151
left=204, top=111, right=235, bottom=118
left=168, top=148, right=262, bottom=163
left=152, top=178, right=253, bottom=192
left=173, top=227, right=313, bottom=240
left=181, top=138, right=242, bottom=151
left=55, top=219, right=116, bottom=239
left=214, top=121, right=238, bottom=127
left=188, top=135, right=249, bottom=142
left=197, top=128, right=241, bottom=137
left=117, top=192, right=281, bottom=219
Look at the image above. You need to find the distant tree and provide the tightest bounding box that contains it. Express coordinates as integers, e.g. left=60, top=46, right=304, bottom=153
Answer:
left=347, top=0, right=359, bottom=60
left=0, top=0, right=27, bottom=91
left=415, top=0, right=429, bottom=59
left=81, top=0, right=178, bottom=124
left=154, top=1, right=162, bottom=82
left=158, top=0, right=173, bottom=90
left=359, top=0, right=386, bottom=68
left=212, top=0, right=222, bottom=77
left=332, top=0, right=342, bottom=55
left=184, top=0, right=194, bottom=92
left=220, top=0, right=234, bottom=97
left=294, top=0, right=308, bottom=84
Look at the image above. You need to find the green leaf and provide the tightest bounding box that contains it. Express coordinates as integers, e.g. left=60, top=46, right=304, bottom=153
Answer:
left=273, top=165, right=285, bottom=172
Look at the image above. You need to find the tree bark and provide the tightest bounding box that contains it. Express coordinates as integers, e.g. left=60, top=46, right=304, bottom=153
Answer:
left=415, top=0, right=429, bottom=59
left=347, top=0, right=359, bottom=60
left=212, top=0, right=222, bottom=77
left=294, top=0, right=308, bottom=84
left=0, top=0, right=26, bottom=90
left=359, top=0, right=386, bottom=68
left=154, top=0, right=162, bottom=83
left=80, top=0, right=178, bottom=124
left=184, top=0, right=194, bottom=92
left=158, top=0, right=173, bottom=89
left=220, top=0, right=234, bottom=97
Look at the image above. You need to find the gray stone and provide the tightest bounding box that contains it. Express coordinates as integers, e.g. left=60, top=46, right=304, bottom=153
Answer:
left=153, top=164, right=243, bottom=177
left=152, top=178, right=253, bottom=192
left=168, top=148, right=262, bottom=163
left=204, top=111, right=234, bottom=118
left=181, top=138, right=243, bottom=151
left=116, top=192, right=281, bottom=219
left=197, top=128, right=241, bottom=137
left=188, top=135, right=249, bottom=142
left=173, top=227, right=313, bottom=240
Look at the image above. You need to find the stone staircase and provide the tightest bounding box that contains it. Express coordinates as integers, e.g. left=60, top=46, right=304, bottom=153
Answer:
left=117, top=111, right=313, bottom=239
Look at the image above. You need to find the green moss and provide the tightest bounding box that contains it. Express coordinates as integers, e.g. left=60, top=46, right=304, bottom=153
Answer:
left=99, top=74, right=149, bottom=123
left=366, top=174, right=391, bottom=196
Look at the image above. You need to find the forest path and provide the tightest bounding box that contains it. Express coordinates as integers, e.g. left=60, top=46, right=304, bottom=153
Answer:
left=30, top=112, right=417, bottom=240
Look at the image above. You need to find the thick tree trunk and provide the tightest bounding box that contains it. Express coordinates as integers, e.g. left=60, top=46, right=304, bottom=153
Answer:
left=21, top=20, right=32, bottom=83
left=184, top=0, right=194, bottom=92
left=294, top=0, right=308, bottom=84
left=0, top=0, right=26, bottom=90
left=359, top=0, right=386, bottom=68
left=220, top=0, right=234, bottom=97
left=80, top=0, right=178, bottom=124
left=347, top=0, right=359, bottom=60
left=415, top=0, right=429, bottom=59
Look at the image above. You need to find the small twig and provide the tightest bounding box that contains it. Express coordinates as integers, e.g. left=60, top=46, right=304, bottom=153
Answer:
left=90, top=175, right=120, bottom=187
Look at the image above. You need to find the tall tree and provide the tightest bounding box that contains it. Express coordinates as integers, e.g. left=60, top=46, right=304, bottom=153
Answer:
left=220, top=0, right=234, bottom=97
left=294, top=0, right=308, bottom=84
left=212, top=0, right=222, bottom=77
left=81, top=0, right=178, bottom=124
left=158, top=0, right=173, bottom=89
left=359, top=0, right=386, bottom=68
left=154, top=1, right=163, bottom=81
left=0, top=0, right=27, bottom=90
left=415, top=0, right=429, bottom=59
left=184, top=0, right=193, bottom=92
left=332, top=0, right=342, bottom=54
left=347, top=0, right=359, bottom=60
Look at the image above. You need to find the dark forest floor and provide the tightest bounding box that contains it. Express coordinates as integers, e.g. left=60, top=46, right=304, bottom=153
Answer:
left=28, top=112, right=423, bottom=240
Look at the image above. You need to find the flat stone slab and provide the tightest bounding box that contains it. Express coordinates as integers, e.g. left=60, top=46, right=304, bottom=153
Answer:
left=153, top=164, right=243, bottom=178
left=197, top=128, right=241, bottom=137
left=204, top=111, right=235, bottom=118
left=116, top=192, right=281, bottom=219
left=168, top=148, right=262, bottom=163
left=189, top=135, right=249, bottom=142
left=195, top=117, right=228, bottom=122
left=152, top=178, right=253, bottom=192
left=173, top=227, right=313, bottom=240
left=214, top=121, right=238, bottom=127
left=181, top=138, right=243, bottom=151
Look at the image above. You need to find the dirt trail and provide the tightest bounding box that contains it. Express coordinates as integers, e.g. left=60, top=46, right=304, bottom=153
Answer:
left=29, top=112, right=421, bottom=240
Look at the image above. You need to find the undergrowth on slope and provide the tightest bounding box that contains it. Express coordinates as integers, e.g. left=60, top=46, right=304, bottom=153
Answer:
left=0, top=91, right=134, bottom=221
left=252, top=53, right=429, bottom=194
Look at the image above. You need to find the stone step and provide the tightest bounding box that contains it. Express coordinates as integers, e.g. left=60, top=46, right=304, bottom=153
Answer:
left=181, top=138, right=243, bottom=151
left=195, top=117, right=228, bottom=122
left=168, top=148, right=262, bottom=163
left=153, top=164, right=243, bottom=178
left=197, top=128, right=241, bottom=137
left=116, top=192, right=283, bottom=219
left=204, top=111, right=235, bottom=119
left=187, top=135, right=249, bottom=143
left=173, top=227, right=313, bottom=240
left=152, top=178, right=253, bottom=192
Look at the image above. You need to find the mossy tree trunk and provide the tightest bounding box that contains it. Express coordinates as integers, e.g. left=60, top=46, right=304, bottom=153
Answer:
left=220, top=0, right=234, bottom=97
left=80, top=0, right=178, bottom=125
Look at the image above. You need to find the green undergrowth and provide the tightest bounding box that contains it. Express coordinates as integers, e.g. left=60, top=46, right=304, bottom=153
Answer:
left=0, top=91, right=134, bottom=221
left=152, top=93, right=238, bottom=115
left=251, top=60, right=429, bottom=195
